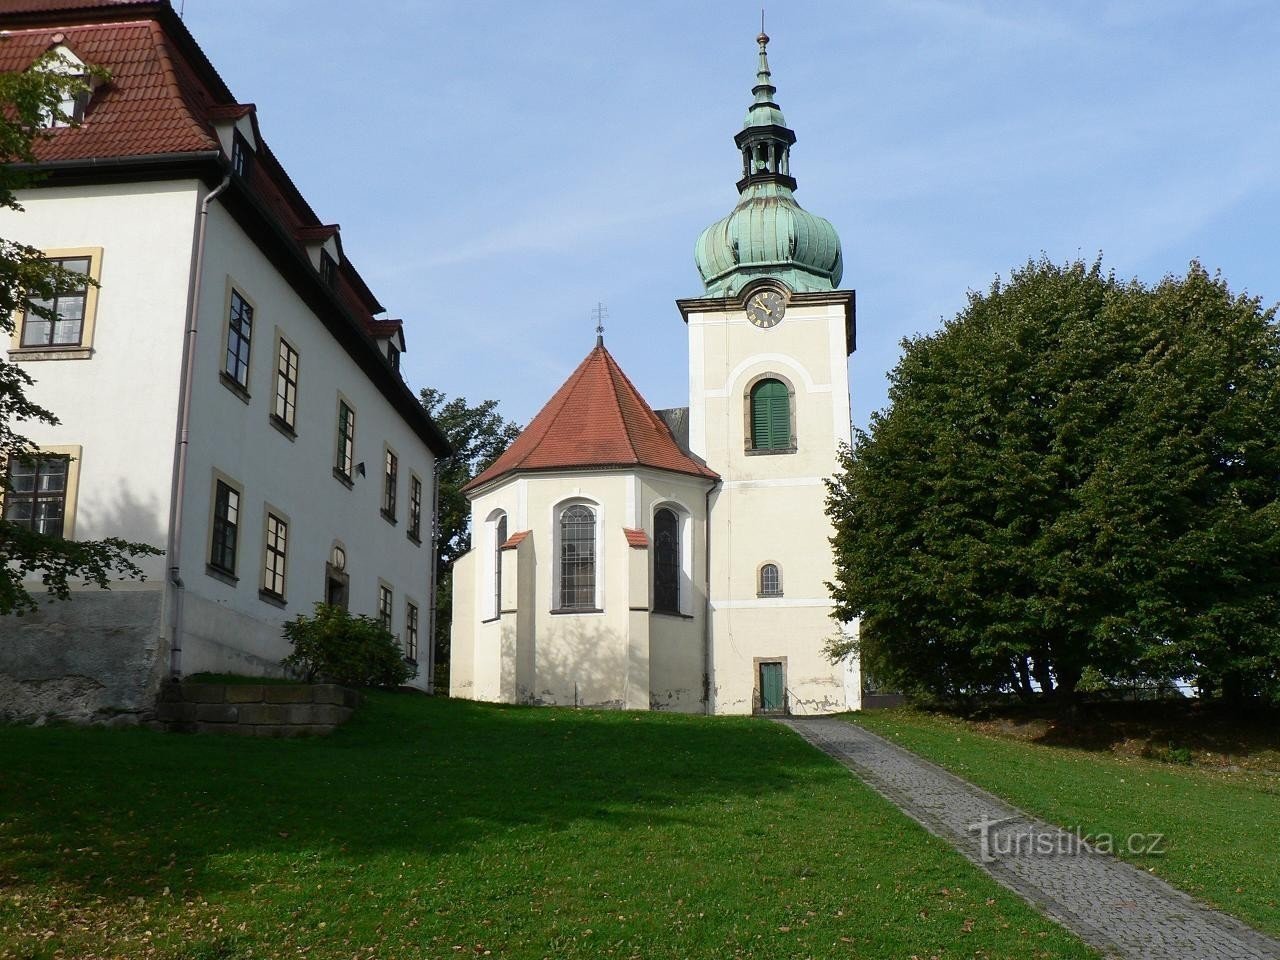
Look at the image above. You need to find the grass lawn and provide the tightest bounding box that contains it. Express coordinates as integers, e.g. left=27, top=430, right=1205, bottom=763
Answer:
left=852, top=708, right=1280, bottom=938
left=0, top=694, right=1096, bottom=960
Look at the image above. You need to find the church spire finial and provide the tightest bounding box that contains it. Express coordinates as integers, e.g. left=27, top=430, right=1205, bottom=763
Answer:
left=592, top=302, right=608, bottom=348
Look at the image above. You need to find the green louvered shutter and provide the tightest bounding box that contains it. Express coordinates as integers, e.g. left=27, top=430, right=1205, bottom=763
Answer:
left=751, top=379, right=790, bottom=449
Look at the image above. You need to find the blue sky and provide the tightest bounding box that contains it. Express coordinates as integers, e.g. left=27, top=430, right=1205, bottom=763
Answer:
left=182, top=0, right=1280, bottom=432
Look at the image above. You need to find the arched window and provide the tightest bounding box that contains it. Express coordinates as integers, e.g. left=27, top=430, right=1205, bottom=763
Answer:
left=750, top=378, right=791, bottom=450
left=558, top=504, right=596, bottom=610
left=493, top=513, right=507, bottom=616
left=654, top=508, right=680, bottom=613
left=758, top=562, right=782, bottom=598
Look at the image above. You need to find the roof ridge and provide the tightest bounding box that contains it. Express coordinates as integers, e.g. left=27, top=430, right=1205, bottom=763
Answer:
left=599, top=348, right=641, bottom=466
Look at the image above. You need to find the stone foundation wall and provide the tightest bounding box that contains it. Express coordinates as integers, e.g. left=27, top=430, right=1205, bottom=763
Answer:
left=154, top=682, right=360, bottom=736
left=0, top=588, right=166, bottom=725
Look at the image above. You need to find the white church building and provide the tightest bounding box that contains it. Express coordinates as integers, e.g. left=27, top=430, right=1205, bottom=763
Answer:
left=450, top=32, right=860, bottom=715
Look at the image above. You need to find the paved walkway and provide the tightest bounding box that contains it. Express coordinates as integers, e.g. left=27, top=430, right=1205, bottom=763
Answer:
left=782, top=717, right=1280, bottom=960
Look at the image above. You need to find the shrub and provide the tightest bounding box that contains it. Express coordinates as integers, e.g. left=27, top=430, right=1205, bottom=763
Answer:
left=281, top=603, right=416, bottom=688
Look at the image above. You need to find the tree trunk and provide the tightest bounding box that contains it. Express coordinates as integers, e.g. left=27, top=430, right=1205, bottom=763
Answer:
left=1014, top=656, right=1033, bottom=699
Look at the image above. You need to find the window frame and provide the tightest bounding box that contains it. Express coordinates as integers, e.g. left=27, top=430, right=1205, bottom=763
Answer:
left=404, top=599, right=419, bottom=664
left=10, top=248, right=103, bottom=361
left=552, top=499, right=602, bottom=614
left=653, top=507, right=681, bottom=615
left=757, top=561, right=783, bottom=598
left=207, top=471, right=243, bottom=583
left=744, top=372, right=798, bottom=455
left=407, top=473, right=423, bottom=544
left=333, top=395, right=356, bottom=486
left=270, top=332, right=300, bottom=437
left=377, top=581, right=394, bottom=633
left=259, top=506, right=289, bottom=605
left=1, top=445, right=81, bottom=539
left=220, top=281, right=255, bottom=401
left=381, top=446, right=398, bottom=523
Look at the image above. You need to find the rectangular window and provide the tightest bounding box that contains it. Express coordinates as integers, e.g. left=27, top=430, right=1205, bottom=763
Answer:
left=378, top=583, right=393, bottom=632
left=2, top=455, right=69, bottom=537
left=224, top=289, right=253, bottom=389
left=273, top=338, right=299, bottom=431
left=387, top=343, right=400, bottom=371
left=319, top=251, right=337, bottom=288
left=231, top=133, right=251, bottom=177
left=382, top=448, right=398, bottom=521
left=22, top=257, right=90, bottom=348
left=262, top=512, right=288, bottom=599
left=405, top=601, right=419, bottom=663
left=408, top=474, right=422, bottom=542
left=335, top=400, right=355, bottom=480
left=209, top=479, right=240, bottom=575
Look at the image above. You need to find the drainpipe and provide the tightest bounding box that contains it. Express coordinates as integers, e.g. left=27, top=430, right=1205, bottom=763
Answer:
left=165, top=174, right=232, bottom=679
left=424, top=455, right=443, bottom=693
left=703, top=482, right=716, bottom=715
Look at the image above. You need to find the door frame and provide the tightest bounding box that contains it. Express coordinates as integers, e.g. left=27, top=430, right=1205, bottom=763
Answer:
left=753, top=656, right=788, bottom=715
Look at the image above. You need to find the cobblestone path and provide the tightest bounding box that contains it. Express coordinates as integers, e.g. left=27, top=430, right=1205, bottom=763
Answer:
left=782, top=717, right=1280, bottom=960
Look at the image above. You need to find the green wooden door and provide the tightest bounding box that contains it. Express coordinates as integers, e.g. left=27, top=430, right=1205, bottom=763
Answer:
left=759, top=662, right=784, bottom=713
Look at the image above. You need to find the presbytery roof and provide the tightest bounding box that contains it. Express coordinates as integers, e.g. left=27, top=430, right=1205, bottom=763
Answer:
left=693, top=31, right=843, bottom=298
left=464, top=344, right=719, bottom=494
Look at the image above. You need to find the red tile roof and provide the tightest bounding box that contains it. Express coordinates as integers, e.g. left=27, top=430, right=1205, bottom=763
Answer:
left=465, top=344, right=719, bottom=493
left=623, top=528, right=649, bottom=548
left=500, top=530, right=530, bottom=550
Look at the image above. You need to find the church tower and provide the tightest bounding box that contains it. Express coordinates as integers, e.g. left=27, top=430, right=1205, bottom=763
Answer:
left=678, top=30, right=858, bottom=714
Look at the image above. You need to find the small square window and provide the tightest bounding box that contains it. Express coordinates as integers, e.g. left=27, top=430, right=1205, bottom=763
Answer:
left=21, top=257, right=91, bottom=348
left=2, top=455, right=69, bottom=537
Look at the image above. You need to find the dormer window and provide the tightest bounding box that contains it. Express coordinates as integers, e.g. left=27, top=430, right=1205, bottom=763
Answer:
left=387, top=342, right=400, bottom=371
left=38, top=45, right=92, bottom=129
left=231, top=133, right=252, bottom=178
left=320, top=251, right=337, bottom=288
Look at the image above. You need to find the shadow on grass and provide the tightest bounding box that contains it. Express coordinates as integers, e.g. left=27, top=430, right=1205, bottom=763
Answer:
left=0, top=694, right=828, bottom=905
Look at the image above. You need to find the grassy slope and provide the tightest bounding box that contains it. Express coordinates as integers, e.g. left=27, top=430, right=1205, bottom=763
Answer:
left=0, top=695, right=1095, bottom=960
left=853, top=709, right=1280, bottom=938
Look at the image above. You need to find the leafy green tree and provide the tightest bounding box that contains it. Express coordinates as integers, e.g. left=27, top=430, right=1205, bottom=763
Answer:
left=827, top=257, right=1280, bottom=706
left=1, top=54, right=159, bottom=615
left=419, top=388, right=520, bottom=681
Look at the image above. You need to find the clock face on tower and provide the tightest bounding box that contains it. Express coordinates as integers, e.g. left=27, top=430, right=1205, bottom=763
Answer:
left=745, top=289, right=786, bottom=328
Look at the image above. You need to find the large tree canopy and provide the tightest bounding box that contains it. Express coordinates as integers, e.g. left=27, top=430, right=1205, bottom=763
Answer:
left=419, top=388, right=520, bottom=675
left=827, top=258, right=1280, bottom=705
left=1, top=54, right=158, bottom=615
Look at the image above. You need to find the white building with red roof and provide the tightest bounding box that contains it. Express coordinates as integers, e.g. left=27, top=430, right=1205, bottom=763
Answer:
left=0, top=0, right=450, bottom=716
left=449, top=33, right=861, bottom=715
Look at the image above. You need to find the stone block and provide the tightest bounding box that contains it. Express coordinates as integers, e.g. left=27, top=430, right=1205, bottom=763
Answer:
left=224, top=685, right=267, bottom=703
left=182, top=684, right=226, bottom=704
left=263, top=685, right=313, bottom=704
left=236, top=703, right=289, bottom=725
left=195, top=703, right=238, bottom=723
left=306, top=704, right=353, bottom=725
left=312, top=684, right=361, bottom=707
left=252, top=723, right=319, bottom=738
left=155, top=702, right=197, bottom=723
left=195, top=721, right=255, bottom=736
left=157, top=682, right=186, bottom=704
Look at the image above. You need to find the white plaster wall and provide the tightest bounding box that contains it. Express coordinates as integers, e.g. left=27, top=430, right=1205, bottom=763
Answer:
left=174, top=194, right=437, bottom=689
left=0, top=181, right=201, bottom=575
left=455, top=468, right=714, bottom=710
left=688, top=298, right=854, bottom=714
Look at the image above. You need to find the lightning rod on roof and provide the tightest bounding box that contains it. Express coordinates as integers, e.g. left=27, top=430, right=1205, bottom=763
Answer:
left=592, top=302, right=608, bottom=348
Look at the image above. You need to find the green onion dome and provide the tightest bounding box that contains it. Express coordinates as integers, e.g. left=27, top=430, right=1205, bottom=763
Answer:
left=694, top=32, right=843, bottom=298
